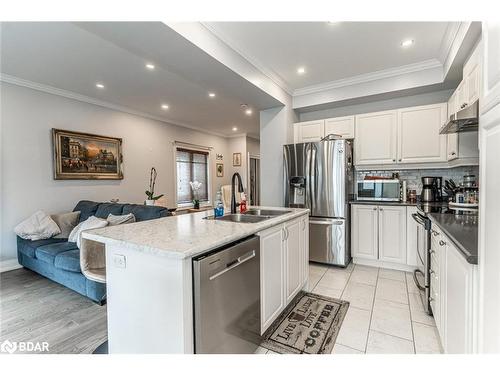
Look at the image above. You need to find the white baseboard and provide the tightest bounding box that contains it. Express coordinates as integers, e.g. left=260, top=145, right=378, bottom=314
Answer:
left=0, top=259, right=22, bottom=273
left=353, top=257, right=416, bottom=273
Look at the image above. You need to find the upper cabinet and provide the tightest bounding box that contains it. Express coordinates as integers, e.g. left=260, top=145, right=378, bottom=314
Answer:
left=397, top=103, right=448, bottom=164
left=354, top=110, right=397, bottom=165
left=294, top=116, right=355, bottom=143
left=293, top=120, right=324, bottom=143
left=324, top=116, right=355, bottom=139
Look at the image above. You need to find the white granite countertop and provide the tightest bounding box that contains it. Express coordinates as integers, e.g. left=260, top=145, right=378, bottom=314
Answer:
left=82, top=206, right=309, bottom=260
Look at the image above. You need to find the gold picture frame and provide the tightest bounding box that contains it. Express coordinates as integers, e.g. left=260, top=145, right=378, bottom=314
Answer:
left=232, top=152, right=242, bottom=166
left=52, top=128, right=123, bottom=180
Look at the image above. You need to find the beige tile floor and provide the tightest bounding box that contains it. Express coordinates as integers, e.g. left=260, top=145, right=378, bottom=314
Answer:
left=256, top=262, right=443, bottom=354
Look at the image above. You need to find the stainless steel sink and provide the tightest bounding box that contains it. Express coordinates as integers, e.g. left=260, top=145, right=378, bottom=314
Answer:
left=210, top=214, right=272, bottom=223
left=244, top=209, right=291, bottom=216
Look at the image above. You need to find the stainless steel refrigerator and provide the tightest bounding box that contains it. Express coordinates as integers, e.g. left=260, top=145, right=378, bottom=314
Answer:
left=284, top=139, right=354, bottom=267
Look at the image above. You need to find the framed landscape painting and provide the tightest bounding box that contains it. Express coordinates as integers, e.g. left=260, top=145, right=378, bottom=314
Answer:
left=52, top=129, right=123, bottom=180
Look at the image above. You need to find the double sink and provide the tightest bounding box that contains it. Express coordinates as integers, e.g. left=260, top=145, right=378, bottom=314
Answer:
left=209, top=209, right=291, bottom=223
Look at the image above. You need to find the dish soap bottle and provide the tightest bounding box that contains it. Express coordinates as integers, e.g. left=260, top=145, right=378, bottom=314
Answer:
left=239, top=192, right=247, bottom=214
left=214, top=191, right=224, bottom=218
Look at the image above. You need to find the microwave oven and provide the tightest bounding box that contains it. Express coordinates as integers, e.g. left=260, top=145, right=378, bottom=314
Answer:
left=356, top=179, right=401, bottom=201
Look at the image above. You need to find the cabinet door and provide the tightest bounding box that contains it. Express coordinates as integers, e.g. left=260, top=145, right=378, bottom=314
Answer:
left=324, top=116, right=355, bottom=139
left=299, top=216, right=309, bottom=287
left=447, top=133, right=459, bottom=161
left=465, top=62, right=480, bottom=104
left=285, top=219, right=302, bottom=304
left=397, top=104, right=448, bottom=163
left=351, top=205, right=378, bottom=260
left=294, top=120, right=325, bottom=143
left=355, top=111, right=397, bottom=165
left=406, top=206, right=419, bottom=267
left=456, top=81, right=467, bottom=111
left=378, top=206, right=407, bottom=264
left=260, top=225, right=285, bottom=333
left=447, top=91, right=457, bottom=118
left=445, top=240, right=475, bottom=353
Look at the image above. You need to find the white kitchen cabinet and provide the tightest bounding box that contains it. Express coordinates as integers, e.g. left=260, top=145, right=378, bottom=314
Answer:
left=352, top=204, right=408, bottom=267
left=378, top=206, right=407, bottom=264
left=259, top=215, right=309, bottom=334
left=285, top=219, right=302, bottom=304
left=352, top=204, right=379, bottom=260
left=324, top=116, right=355, bottom=139
left=406, top=206, right=419, bottom=267
left=299, top=216, right=309, bottom=288
left=456, top=81, right=467, bottom=111
left=293, top=120, right=324, bottom=143
left=447, top=91, right=457, bottom=118
left=444, top=238, right=475, bottom=354
left=397, top=104, right=448, bottom=164
left=260, top=225, right=285, bottom=332
left=355, top=110, right=398, bottom=165
left=465, top=62, right=480, bottom=105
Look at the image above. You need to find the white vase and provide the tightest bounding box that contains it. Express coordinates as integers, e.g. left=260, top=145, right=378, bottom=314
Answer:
left=145, top=200, right=155, bottom=206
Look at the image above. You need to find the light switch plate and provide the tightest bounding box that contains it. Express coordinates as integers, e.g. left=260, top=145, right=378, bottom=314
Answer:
left=113, top=254, right=126, bottom=269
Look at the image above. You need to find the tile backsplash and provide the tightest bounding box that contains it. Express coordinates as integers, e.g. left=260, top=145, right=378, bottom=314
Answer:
left=355, top=166, right=479, bottom=195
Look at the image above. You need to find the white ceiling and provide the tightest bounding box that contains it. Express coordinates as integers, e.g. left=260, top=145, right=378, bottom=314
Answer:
left=0, top=22, right=282, bottom=138
left=204, top=22, right=455, bottom=92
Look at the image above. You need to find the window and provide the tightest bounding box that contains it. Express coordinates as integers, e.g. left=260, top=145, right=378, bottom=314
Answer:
left=176, top=147, right=210, bottom=206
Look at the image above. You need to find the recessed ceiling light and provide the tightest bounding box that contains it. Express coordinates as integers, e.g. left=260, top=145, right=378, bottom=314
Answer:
left=297, top=67, right=306, bottom=75
left=232, top=127, right=238, bottom=131
left=245, top=109, right=253, bottom=116
left=401, top=39, right=415, bottom=48
left=161, top=104, right=169, bottom=110
left=208, top=92, right=216, bottom=98
left=327, top=21, right=339, bottom=25
left=145, top=63, right=155, bottom=70
left=95, top=83, right=105, bottom=89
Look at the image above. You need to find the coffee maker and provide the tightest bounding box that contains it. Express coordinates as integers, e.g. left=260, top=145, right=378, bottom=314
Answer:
left=421, top=177, right=442, bottom=202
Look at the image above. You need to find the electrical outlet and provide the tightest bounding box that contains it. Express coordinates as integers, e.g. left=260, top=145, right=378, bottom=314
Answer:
left=113, top=254, right=126, bottom=269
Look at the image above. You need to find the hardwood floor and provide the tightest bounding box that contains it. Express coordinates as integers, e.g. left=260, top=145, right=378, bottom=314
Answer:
left=0, top=268, right=107, bottom=354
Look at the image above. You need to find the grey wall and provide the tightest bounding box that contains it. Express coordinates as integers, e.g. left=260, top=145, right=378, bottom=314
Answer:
left=0, top=83, right=232, bottom=262
left=298, top=89, right=454, bottom=122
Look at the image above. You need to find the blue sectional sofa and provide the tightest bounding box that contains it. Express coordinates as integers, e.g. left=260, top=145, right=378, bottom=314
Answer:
left=17, top=200, right=170, bottom=304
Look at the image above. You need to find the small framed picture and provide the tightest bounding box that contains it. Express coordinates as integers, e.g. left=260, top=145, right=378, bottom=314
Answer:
left=216, top=163, right=224, bottom=177
left=232, top=152, right=241, bottom=166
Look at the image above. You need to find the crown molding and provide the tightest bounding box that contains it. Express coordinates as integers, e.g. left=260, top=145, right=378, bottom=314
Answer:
left=201, top=22, right=294, bottom=96
left=438, top=22, right=462, bottom=64
left=293, top=59, right=443, bottom=97
left=1, top=73, right=233, bottom=139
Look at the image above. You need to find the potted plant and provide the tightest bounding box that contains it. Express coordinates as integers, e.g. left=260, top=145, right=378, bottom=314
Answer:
left=189, top=181, right=203, bottom=209
left=145, top=167, right=164, bottom=206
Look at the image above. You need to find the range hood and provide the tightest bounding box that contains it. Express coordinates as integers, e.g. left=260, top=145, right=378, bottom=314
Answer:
left=440, top=100, right=479, bottom=134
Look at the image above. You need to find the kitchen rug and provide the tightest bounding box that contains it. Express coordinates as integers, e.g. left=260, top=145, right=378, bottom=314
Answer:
left=260, top=291, right=349, bottom=354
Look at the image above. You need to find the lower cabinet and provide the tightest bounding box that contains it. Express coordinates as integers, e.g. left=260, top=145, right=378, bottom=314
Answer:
left=430, top=223, right=477, bottom=354
left=259, top=215, right=309, bottom=334
left=352, top=204, right=407, bottom=265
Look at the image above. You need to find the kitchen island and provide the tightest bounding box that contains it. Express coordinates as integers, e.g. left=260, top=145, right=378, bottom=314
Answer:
left=82, top=206, right=309, bottom=353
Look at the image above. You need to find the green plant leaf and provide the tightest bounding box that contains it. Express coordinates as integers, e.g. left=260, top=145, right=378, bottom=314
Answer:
left=152, top=194, right=164, bottom=200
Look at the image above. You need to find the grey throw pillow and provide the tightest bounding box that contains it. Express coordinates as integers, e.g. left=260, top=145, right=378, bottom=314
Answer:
left=51, top=211, right=81, bottom=239
left=107, top=213, right=136, bottom=226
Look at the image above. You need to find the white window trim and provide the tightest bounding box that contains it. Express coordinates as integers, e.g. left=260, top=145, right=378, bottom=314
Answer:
left=173, top=141, right=213, bottom=209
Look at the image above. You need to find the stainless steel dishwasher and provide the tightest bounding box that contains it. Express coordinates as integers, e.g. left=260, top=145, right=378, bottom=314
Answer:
left=193, top=235, right=261, bottom=354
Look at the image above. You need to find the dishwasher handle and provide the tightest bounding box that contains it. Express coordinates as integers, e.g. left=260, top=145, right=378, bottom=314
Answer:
left=209, top=250, right=256, bottom=281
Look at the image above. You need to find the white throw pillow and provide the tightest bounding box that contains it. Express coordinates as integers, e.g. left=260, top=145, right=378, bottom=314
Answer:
left=68, top=216, right=108, bottom=248
left=107, top=213, right=136, bottom=226
left=14, top=211, right=61, bottom=240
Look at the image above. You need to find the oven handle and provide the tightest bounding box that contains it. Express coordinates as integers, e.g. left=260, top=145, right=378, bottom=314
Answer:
left=413, top=269, right=426, bottom=291
left=412, top=213, right=425, bottom=226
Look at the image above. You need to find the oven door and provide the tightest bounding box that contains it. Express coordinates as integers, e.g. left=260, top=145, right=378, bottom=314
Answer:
left=411, top=212, right=431, bottom=314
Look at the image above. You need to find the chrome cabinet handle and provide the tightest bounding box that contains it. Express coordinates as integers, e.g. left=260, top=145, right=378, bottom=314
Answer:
left=439, top=240, right=446, bottom=246
left=429, top=297, right=434, bottom=302
left=398, top=159, right=402, bottom=162
left=432, top=230, right=439, bottom=236
left=379, top=208, right=384, bottom=211
left=429, top=249, right=435, bottom=254
left=430, top=269, right=435, bottom=275
left=392, top=159, right=396, bottom=162
left=373, top=207, right=377, bottom=211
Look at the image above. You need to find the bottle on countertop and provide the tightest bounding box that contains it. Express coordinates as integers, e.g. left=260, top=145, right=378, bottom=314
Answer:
left=401, top=180, right=407, bottom=202
left=239, top=192, right=247, bottom=213
left=214, top=191, right=224, bottom=218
